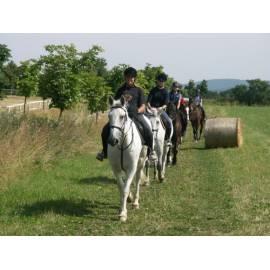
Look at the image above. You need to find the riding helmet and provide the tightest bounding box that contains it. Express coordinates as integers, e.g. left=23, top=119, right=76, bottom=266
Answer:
left=124, top=67, right=137, bottom=78
left=156, top=73, right=168, bottom=82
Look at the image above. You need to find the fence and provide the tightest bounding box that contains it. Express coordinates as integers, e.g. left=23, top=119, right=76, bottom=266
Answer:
left=4, top=100, right=51, bottom=113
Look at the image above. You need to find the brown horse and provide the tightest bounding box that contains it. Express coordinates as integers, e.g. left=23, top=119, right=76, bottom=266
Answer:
left=166, top=102, right=182, bottom=165
left=189, top=103, right=205, bottom=142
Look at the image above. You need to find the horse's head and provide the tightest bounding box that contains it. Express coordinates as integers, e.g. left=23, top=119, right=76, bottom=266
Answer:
left=146, top=106, right=163, bottom=133
left=108, top=96, right=129, bottom=146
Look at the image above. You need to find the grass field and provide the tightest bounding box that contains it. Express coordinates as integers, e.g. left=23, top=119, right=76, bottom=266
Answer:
left=0, top=102, right=270, bottom=235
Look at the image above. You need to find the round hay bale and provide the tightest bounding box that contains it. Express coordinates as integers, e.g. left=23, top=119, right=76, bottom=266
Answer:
left=205, top=117, right=243, bottom=148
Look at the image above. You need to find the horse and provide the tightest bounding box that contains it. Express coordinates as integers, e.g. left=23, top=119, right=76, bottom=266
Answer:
left=166, top=102, right=183, bottom=165
left=179, top=103, right=188, bottom=142
left=107, top=96, right=148, bottom=222
left=189, top=102, right=205, bottom=142
left=145, top=107, right=171, bottom=182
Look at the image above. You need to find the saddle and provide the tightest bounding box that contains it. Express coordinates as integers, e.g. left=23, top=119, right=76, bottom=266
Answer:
left=133, top=120, right=146, bottom=145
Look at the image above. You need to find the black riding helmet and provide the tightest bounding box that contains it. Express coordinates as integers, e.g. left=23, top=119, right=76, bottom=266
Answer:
left=156, top=73, right=168, bottom=82
left=172, top=81, right=182, bottom=88
left=124, top=67, right=137, bottom=78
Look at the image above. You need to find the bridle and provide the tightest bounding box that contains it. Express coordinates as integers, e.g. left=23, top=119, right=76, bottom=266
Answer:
left=109, top=105, right=134, bottom=171
left=145, top=110, right=161, bottom=139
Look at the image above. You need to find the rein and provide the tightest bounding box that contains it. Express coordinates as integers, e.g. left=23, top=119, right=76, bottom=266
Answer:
left=110, top=105, right=134, bottom=172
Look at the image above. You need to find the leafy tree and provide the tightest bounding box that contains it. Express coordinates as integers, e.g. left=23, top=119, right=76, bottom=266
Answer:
left=1, top=61, right=19, bottom=90
left=136, top=70, right=148, bottom=90
left=17, top=60, right=39, bottom=113
left=106, top=64, right=129, bottom=94
left=0, top=44, right=12, bottom=98
left=78, top=45, right=107, bottom=77
left=38, top=44, right=81, bottom=119
left=246, top=79, right=270, bottom=105
left=231, top=85, right=248, bottom=104
left=186, top=79, right=196, bottom=97
left=79, top=72, right=112, bottom=122
left=198, top=79, right=208, bottom=96
left=141, top=63, right=164, bottom=93
left=0, top=44, right=11, bottom=68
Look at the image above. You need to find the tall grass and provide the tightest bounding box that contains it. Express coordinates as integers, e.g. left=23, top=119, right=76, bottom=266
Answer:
left=0, top=108, right=102, bottom=186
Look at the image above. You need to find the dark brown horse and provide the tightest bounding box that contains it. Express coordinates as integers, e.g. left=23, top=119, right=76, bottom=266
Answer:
left=189, top=102, right=205, bottom=142
left=166, top=102, right=182, bottom=165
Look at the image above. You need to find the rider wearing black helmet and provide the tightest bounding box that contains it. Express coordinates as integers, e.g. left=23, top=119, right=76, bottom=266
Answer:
left=147, top=73, right=173, bottom=145
left=96, top=67, right=157, bottom=161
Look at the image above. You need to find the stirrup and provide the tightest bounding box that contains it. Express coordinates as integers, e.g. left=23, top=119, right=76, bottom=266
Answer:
left=96, top=151, right=105, bottom=161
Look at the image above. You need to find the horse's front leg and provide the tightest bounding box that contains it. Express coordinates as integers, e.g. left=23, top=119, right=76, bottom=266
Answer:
left=160, top=144, right=169, bottom=182
left=172, top=141, right=178, bottom=165
left=119, top=167, right=137, bottom=222
left=133, top=152, right=147, bottom=209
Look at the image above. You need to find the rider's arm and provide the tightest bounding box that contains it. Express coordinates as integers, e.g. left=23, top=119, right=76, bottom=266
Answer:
left=176, top=97, right=181, bottom=109
left=137, top=88, right=146, bottom=113
left=138, top=104, right=145, bottom=113
left=161, top=90, right=169, bottom=110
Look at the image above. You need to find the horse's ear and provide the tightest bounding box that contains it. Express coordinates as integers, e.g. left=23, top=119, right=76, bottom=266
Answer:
left=157, top=107, right=164, bottom=115
left=120, top=95, right=126, bottom=106
left=109, top=96, right=114, bottom=106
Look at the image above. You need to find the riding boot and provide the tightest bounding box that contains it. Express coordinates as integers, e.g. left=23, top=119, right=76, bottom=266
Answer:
left=96, top=122, right=110, bottom=161
left=136, top=114, right=157, bottom=161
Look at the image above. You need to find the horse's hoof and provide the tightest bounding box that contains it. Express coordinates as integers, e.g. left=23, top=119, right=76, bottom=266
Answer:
left=142, top=181, right=150, bottom=186
left=127, top=192, right=133, bottom=203
left=132, top=203, right=139, bottom=209
left=159, top=177, right=165, bottom=183
left=119, top=216, right=127, bottom=222
left=119, top=213, right=127, bottom=222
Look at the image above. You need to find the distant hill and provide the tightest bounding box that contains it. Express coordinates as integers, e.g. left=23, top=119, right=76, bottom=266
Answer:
left=197, top=79, right=248, bottom=92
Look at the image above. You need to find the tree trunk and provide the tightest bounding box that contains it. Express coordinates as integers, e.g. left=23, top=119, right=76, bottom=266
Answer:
left=58, top=109, right=63, bottom=121
left=95, top=112, right=99, bottom=123
left=24, top=96, right=27, bottom=114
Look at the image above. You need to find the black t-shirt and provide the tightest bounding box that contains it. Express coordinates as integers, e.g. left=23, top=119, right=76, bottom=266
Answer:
left=114, top=84, right=145, bottom=115
left=147, top=87, right=169, bottom=108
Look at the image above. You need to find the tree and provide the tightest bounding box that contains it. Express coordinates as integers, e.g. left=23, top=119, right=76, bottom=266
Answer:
left=141, top=63, right=164, bottom=94
left=106, top=64, right=129, bottom=94
left=246, top=79, right=270, bottom=105
left=198, top=79, right=208, bottom=96
left=79, top=72, right=112, bottom=122
left=0, top=44, right=11, bottom=68
left=38, top=44, right=81, bottom=119
left=1, top=61, right=19, bottom=91
left=231, top=85, right=248, bottom=104
left=78, top=45, right=107, bottom=77
left=0, top=44, right=12, bottom=98
left=186, top=80, right=196, bottom=97
left=17, top=60, right=39, bottom=113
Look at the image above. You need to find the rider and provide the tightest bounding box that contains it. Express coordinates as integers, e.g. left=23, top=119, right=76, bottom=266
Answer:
left=96, top=67, right=157, bottom=161
left=194, top=88, right=206, bottom=119
left=169, top=81, right=182, bottom=109
left=147, top=73, right=173, bottom=146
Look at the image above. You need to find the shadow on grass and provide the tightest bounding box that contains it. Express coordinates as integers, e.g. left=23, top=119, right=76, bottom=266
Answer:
left=19, top=198, right=119, bottom=221
left=180, top=146, right=207, bottom=151
left=79, top=176, right=116, bottom=185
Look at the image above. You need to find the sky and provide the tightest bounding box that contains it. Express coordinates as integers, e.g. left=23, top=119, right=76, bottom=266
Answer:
left=0, top=33, right=269, bottom=84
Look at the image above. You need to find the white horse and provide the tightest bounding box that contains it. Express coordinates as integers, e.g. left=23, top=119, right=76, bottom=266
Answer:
left=107, top=96, right=148, bottom=222
left=145, top=107, right=172, bottom=182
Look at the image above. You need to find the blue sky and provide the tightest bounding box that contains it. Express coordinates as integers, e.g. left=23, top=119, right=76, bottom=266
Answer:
left=1, top=33, right=269, bottom=84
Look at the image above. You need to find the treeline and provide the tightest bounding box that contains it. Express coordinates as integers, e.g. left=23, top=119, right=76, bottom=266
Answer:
left=0, top=43, right=174, bottom=118
left=0, top=43, right=212, bottom=118
left=218, top=80, right=270, bottom=105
